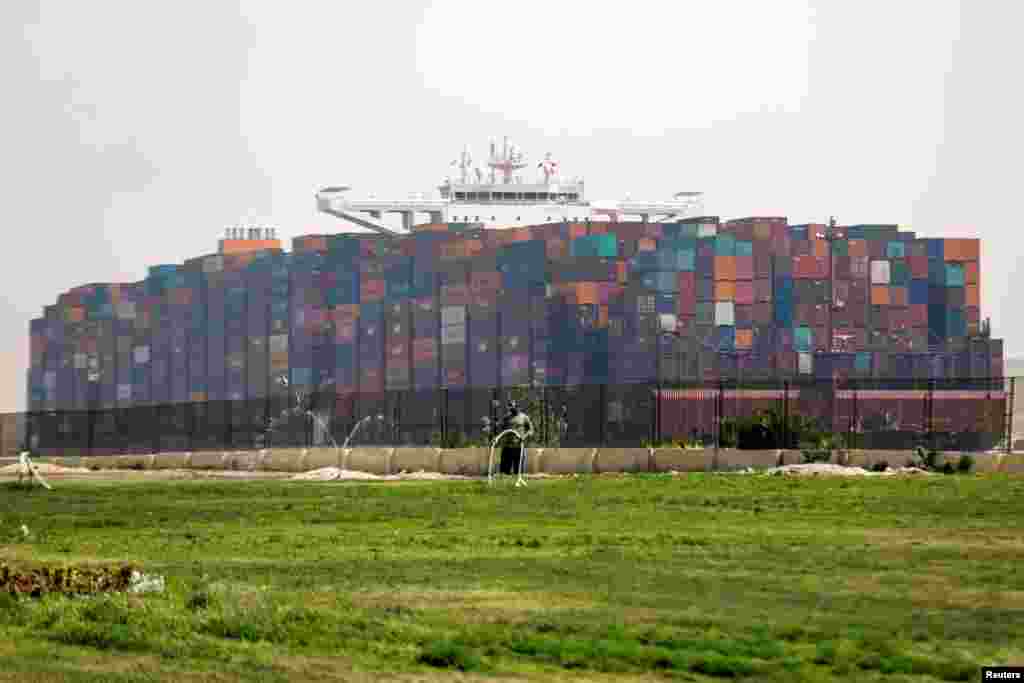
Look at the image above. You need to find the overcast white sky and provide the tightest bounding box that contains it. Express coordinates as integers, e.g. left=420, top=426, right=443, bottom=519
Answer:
left=2, top=1, right=1021, bottom=411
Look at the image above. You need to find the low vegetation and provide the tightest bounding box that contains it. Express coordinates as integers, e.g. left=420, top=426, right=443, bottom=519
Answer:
left=1, top=474, right=1022, bottom=680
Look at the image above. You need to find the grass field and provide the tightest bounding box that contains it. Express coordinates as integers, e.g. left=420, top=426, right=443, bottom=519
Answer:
left=1, top=473, right=1023, bottom=681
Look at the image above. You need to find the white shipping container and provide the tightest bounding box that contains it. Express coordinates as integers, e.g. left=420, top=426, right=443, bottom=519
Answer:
left=73, top=353, right=87, bottom=369
left=714, top=302, right=735, bottom=326
left=441, top=305, right=466, bottom=326
left=870, top=260, right=890, bottom=285
left=116, top=302, right=136, bottom=320
left=798, top=352, right=813, bottom=375
left=442, top=323, right=467, bottom=345
left=699, top=223, right=718, bottom=238
left=133, top=346, right=150, bottom=364
left=117, top=384, right=131, bottom=401
left=269, top=335, right=288, bottom=353
left=203, top=255, right=224, bottom=274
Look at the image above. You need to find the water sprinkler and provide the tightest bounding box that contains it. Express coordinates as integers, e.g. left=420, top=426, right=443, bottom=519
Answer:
left=487, top=429, right=529, bottom=487
left=342, top=414, right=385, bottom=450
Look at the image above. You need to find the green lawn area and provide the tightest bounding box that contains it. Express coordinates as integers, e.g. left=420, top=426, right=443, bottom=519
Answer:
left=1, top=473, right=1023, bottom=681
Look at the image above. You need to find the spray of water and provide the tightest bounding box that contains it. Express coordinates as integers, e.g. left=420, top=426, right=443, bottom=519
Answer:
left=342, top=415, right=385, bottom=450
left=488, top=429, right=528, bottom=487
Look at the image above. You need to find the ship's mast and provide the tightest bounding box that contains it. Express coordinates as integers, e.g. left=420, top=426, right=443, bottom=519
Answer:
left=488, top=136, right=528, bottom=184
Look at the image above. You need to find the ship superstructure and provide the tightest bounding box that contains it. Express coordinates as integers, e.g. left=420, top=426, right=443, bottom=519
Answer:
left=317, top=137, right=705, bottom=234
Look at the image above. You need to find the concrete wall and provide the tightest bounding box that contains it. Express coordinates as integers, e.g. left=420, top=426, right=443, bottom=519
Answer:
left=23, top=446, right=1024, bottom=475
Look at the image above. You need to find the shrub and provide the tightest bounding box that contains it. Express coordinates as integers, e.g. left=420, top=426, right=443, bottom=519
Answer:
left=942, top=462, right=955, bottom=475
left=417, top=640, right=483, bottom=671
left=957, top=455, right=974, bottom=474
left=871, top=461, right=889, bottom=472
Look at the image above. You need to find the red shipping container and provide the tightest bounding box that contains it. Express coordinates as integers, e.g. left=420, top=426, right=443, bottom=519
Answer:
left=361, top=279, right=385, bottom=302
left=848, top=239, right=867, bottom=258
left=413, top=338, right=437, bottom=363
left=678, top=272, right=696, bottom=316
left=792, top=240, right=812, bottom=257
left=735, top=281, right=755, bottom=305
left=753, top=278, right=772, bottom=302
left=753, top=250, right=772, bottom=278
left=868, top=239, right=887, bottom=259
left=908, top=255, right=928, bottom=279
left=846, top=304, right=866, bottom=328
left=546, top=239, right=567, bottom=260
left=735, top=256, right=753, bottom=281
left=889, top=307, right=910, bottom=330
left=470, top=271, right=502, bottom=292
left=966, top=306, right=980, bottom=323
left=909, top=304, right=928, bottom=327
left=833, top=255, right=851, bottom=280
left=965, top=261, right=979, bottom=285
left=752, top=302, right=772, bottom=324
left=732, top=222, right=755, bottom=242
left=794, top=255, right=828, bottom=279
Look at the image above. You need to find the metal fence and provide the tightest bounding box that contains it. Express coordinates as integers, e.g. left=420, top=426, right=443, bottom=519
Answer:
left=8, top=377, right=1016, bottom=457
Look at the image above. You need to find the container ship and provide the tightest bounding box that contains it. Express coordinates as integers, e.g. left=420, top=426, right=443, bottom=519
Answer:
left=27, top=137, right=1007, bottom=450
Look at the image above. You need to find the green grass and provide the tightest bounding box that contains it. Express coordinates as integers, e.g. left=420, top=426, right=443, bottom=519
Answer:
left=1, top=473, right=1023, bottom=681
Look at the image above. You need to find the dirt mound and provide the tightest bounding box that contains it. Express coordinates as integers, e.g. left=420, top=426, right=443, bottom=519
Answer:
left=291, top=467, right=473, bottom=481
left=763, top=463, right=934, bottom=477
left=0, top=462, right=90, bottom=475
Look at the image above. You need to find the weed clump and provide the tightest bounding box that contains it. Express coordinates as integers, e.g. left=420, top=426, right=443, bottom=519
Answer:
left=417, top=640, right=483, bottom=671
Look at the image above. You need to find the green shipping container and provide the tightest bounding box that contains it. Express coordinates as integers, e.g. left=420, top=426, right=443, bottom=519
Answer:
left=570, top=234, right=618, bottom=258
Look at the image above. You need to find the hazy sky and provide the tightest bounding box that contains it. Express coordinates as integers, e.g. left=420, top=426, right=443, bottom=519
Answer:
left=2, top=1, right=1021, bottom=411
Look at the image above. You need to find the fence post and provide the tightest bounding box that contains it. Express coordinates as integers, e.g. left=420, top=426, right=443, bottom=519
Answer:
left=927, top=378, right=935, bottom=452
left=187, top=401, right=195, bottom=453
left=1007, top=377, right=1016, bottom=455
left=441, top=387, right=448, bottom=448
left=782, top=380, right=790, bottom=449
left=225, top=399, right=232, bottom=451
left=600, top=382, right=607, bottom=446
left=541, top=386, right=547, bottom=446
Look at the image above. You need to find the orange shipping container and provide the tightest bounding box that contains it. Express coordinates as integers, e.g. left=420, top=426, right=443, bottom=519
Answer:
left=965, top=261, right=978, bottom=285
left=714, top=256, right=737, bottom=281
left=735, top=329, right=754, bottom=349
left=966, top=284, right=979, bottom=307
left=575, top=282, right=600, bottom=305
left=890, top=286, right=908, bottom=307
left=616, top=261, right=627, bottom=284
left=871, top=286, right=890, bottom=306
left=714, top=281, right=736, bottom=301
left=598, top=305, right=609, bottom=328
left=637, top=238, right=657, bottom=252
left=220, top=239, right=281, bottom=255
left=848, top=239, right=867, bottom=258
left=813, top=238, right=828, bottom=259
left=944, top=238, right=979, bottom=262
left=753, top=222, right=772, bottom=240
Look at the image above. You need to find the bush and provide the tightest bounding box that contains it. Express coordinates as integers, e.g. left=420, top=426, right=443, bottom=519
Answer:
left=957, top=455, right=974, bottom=474
left=417, top=640, right=483, bottom=671
left=942, top=462, right=955, bottom=475
left=871, top=461, right=889, bottom=472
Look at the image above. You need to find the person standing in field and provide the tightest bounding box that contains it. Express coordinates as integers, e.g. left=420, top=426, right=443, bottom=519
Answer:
left=499, top=400, right=534, bottom=476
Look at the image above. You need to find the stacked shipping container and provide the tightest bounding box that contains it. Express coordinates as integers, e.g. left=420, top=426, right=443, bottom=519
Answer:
left=27, top=221, right=1003, bottom=413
